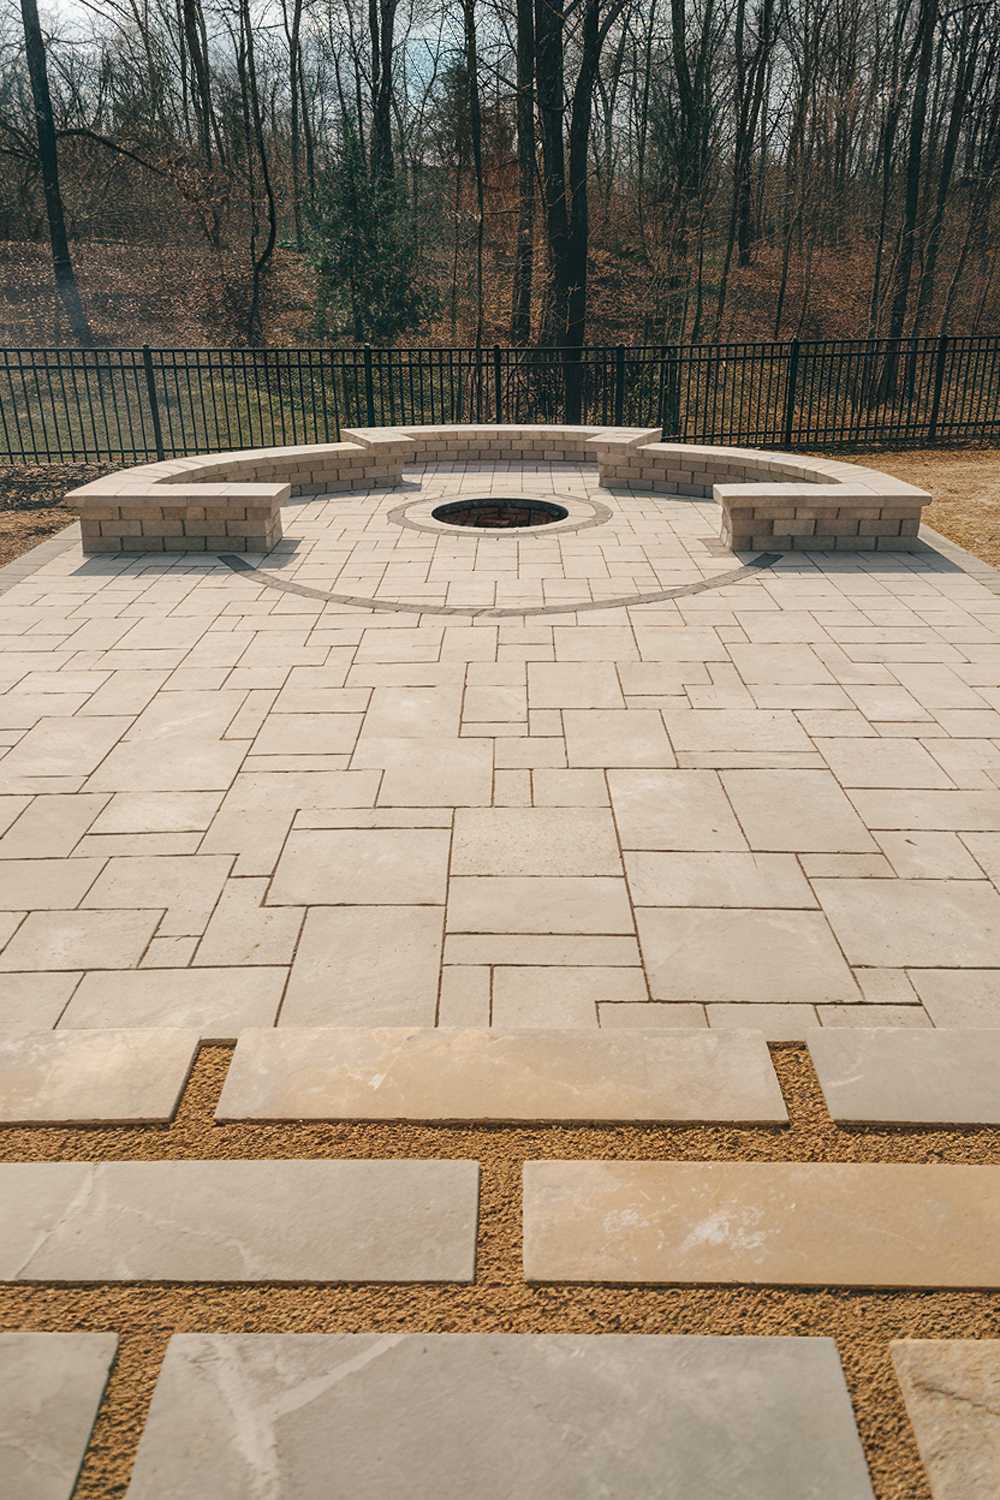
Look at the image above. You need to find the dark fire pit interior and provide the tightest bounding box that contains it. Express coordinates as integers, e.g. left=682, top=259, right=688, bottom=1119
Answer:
left=431, top=498, right=569, bottom=529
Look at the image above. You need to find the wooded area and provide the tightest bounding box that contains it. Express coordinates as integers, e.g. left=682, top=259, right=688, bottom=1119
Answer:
left=1, top=0, right=998, bottom=365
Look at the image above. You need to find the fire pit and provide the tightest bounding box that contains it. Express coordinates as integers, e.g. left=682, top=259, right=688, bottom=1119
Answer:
left=430, top=498, right=569, bottom=529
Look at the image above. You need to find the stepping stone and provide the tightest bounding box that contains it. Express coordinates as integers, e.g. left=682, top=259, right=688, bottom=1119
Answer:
left=0, top=1332, right=117, bottom=1500
left=0, top=1029, right=199, bottom=1124
left=522, top=1161, right=1000, bottom=1288
left=0, top=1160, right=478, bottom=1282
left=892, top=1340, right=1000, bottom=1499
left=125, top=1332, right=874, bottom=1500
left=216, top=1027, right=787, bottom=1124
left=807, top=1029, right=1000, bottom=1125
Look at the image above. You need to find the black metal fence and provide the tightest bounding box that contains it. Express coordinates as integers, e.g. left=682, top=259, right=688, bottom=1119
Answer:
left=1, top=335, right=998, bottom=464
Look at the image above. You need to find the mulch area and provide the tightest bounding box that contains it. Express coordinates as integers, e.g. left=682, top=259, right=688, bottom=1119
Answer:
left=0, top=463, right=110, bottom=568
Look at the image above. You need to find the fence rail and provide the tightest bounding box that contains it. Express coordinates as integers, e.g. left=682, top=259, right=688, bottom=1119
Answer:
left=1, top=335, right=998, bottom=465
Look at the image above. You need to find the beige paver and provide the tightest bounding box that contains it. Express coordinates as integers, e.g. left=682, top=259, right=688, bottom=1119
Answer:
left=564, top=709, right=676, bottom=768
left=891, top=1340, right=1000, bottom=1500
left=817, top=738, right=954, bottom=788
left=0, top=910, right=160, bottom=971
left=908, top=969, right=1000, bottom=1026
left=662, top=709, right=813, bottom=754
left=625, top=851, right=815, bottom=907
left=0, top=716, right=130, bottom=784
left=0, top=857, right=103, bottom=910
left=0, top=1159, right=479, bottom=1282
left=707, top=1002, right=818, bottom=1040
left=0, top=794, right=107, bottom=857
left=59, top=967, right=285, bottom=1040
left=217, top=1026, right=786, bottom=1122
left=452, top=808, right=621, bottom=876
left=722, top=769, right=878, bottom=852
left=807, top=1028, right=1000, bottom=1124
left=448, top=877, right=634, bottom=934
left=0, top=1333, right=117, bottom=1500
left=491, top=966, right=647, bottom=1026
left=81, top=853, right=232, bottom=935
left=0, top=972, right=81, bottom=1031
left=269, top=826, right=449, bottom=905
left=0, top=1027, right=198, bottom=1123
left=608, top=769, right=747, bottom=850
left=527, top=662, right=623, bottom=708
left=354, top=737, right=493, bottom=805
left=816, top=877, right=1000, bottom=966
left=281, top=905, right=442, bottom=1024
left=124, top=1332, right=874, bottom=1500
left=637, top=908, right=858, bottom=1004
left=523, top=1160, right=1000, bottom=1286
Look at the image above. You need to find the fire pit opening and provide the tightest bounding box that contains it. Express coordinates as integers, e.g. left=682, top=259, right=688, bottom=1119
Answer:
left=430, top=498, right=570, bottom=529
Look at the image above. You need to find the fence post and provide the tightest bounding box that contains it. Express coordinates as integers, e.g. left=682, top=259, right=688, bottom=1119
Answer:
left=363, top=344, right=376, bottom=426
left=782, top=339, right=800, bottom=448
left=614, top=344, right=626, bottom=425
left=141, top=345, right=165, bottom=461
left=493, top=345, right=503, bottom=424
left=928, top=332, right=949, bottom=444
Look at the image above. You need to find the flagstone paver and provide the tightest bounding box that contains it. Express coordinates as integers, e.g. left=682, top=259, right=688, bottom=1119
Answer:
left=891, top=1340, right=1000, bottom=1500
left=4, top=457, right=1000, bottom=1043
left=0, top=1333, right=117, bottom=1500
left=0, top=1160, right=479, bottom=1281
left=0, top=1027, right=198, bottom=1122
left=123, top=1332, right=874, bottom=1500
left=523, top=1160, right=1000, bottom=1286
left=217, top=1026, right=786, bottom=1122
left=807, top=1028, right=1000, bottom=1124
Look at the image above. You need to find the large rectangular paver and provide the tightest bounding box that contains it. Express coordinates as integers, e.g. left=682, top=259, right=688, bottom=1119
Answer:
left=216, top=1027, right=787, bottom=1123
left=281, top=905, right=442, bottom=1024
left=523, top=1160, right=1000, bottom=1287
left=564, top=709, right=675, bottom=768
left=0, top=1160, right=478, bottom=1282
left=625, top=851, right=815, bottom=907
left=59, top=967, right=284, bottom=1040
left=807, top=1028, right=1000, bottom=1124
left=268, top=827, right=449, bottom=904
left=0, top=910, right=160, bottom=971
left=0, top=1332, right=117, bottom=1500
left=451, top=808, right=622, bottom=876
left=448, top=877, right=634, bottom=934
left=637, top=908, right=857, bottom=1003
left=0, top=1028, right=198, bottom=1123
left=608, top=769, right=748, bottom=850
left=124, top=1332, right=874, bottom=1500
left=816, top=878, right=1000, bottom=966
left=721, top=770, right=877, bottom=852
left=891, top=1340, right=1000, bottom=1500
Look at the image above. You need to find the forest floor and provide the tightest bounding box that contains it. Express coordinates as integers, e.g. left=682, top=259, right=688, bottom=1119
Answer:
left=1, top=446, right=998, bottom=570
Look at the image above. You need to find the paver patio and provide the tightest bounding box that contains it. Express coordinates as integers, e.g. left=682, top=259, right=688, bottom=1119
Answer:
left=2, top=446, right=1000, bottom=1498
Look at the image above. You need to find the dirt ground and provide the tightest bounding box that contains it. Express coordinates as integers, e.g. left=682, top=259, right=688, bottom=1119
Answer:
left=1, top=447, right=998, bottom=571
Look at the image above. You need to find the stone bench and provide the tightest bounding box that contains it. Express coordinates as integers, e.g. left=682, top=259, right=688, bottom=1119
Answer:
left=68, top=424, right=931, bottom=556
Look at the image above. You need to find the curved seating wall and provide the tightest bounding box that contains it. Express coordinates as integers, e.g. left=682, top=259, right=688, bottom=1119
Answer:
left=68, top=423, right=930, bottom=556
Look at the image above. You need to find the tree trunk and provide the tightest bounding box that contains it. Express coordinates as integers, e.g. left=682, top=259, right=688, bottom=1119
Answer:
left=19, top=0, right=92, bottom=345
left=510, top=0, right=535, bottom=343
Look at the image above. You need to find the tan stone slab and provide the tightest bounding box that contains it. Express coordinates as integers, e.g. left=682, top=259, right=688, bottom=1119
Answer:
left=281, top=905, right=442, bottom=1025
left=492, top=966, right=646, bottom=1026
left=438, top=967, right=491, bottom=1027
left=637, top=908, right=858, bottom=1004
left=532, top=769, right=609, bottom=806
left=218, top=1026, right=786, bottom=1122
left=0, top=910, right=160, bottom=970
left=527, top=662, right=624, bottom=709
left=353, top=737, right=493, bottom=805
left=564, top=710, right=675, bottom=768
left=59, top=967, right=285, bottom=1041
left=816, top=878, right=1000, bottom=967
left=551, top=626, right=638, bottom=660
left=707, top=1003, right=818, bottom=1040
left=85, top=738, right=247, bottom=792
left=523, top=1159, right=1000, bottom=1287
left=722, top=770, right=878, bottom=852
left=0, top=1332, right=117, bottom=1500
left=663, top=709, right=813, bottom=754
left=626, top=851, right=815, bottom=908
left=892, top=1340, right=1000, bottom=1500
left=90, top=791, right=222, bottom=834
left=269, top=827, right=449, bottom=904
left=223, top=769, right=380, bottom=812
left=876, top=831, right=982, bottom=879
left=194, top=879, right=303, bottom=966
left=0, top=1159, right=478, bottom=1282
left=124, top=1331, right=874, bottom=1500
left=0, top=716, right=130, bottom=784
left=634, top=626, right=730, bottom=662
left=816, top=738, right=953, bottom=789
left=808, top=1028, right=1000, bottom=1124
left=0, top=858, right=103, bottom=910
left=848, top=790, right=1000, bottom=831
left=0, top=972, right=81, bottom=1031
left=0, top=1027, right=198, bottom=1123
left=608, top=769, right=747, bottom=851
left=448, top=877, right=634, bottom=934
left=818, top=1004, right=932, bottom=1028
left=252, top=712, right=363, bottom=756
left=360, top=684, right=463, bottom=738
left=444, top=934, right=640, bottom=965
left=599, top=1002, right=707, bottom=1028
left=81, top=853, right=232, bottom=935
left=908, top=970, right=1000, bottom=1027
left=452, top=808, right=621, bottom=877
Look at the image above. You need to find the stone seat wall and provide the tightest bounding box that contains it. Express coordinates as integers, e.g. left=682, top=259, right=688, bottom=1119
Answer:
left=67, top=424, right=931, bottom=556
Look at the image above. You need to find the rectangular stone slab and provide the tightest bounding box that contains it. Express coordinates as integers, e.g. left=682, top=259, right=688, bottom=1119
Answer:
left=0, top=1029, right=199, bottom=1124
left=124, top=1332, right=874, bottom=1500
left=0, top=1332, right=117, bottom=1500
left=0, top=1160, right=478, bottom=1282
left=807, top=1029, right=1000, bottom=1125
left=523, top=1161, right=1000, bottom=1288
left=216, top=1027, right=788, bottom=1123
left=891, top=1340, right=1000, bottom=1499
